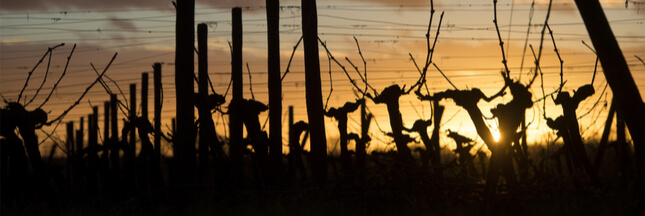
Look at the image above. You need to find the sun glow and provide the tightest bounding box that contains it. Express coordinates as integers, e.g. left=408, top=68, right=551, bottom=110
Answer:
left=493, top=129, right=501, bottom=142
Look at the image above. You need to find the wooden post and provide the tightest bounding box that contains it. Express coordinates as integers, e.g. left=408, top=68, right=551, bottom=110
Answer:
left=66, top=122, right=75, bottom=157
left=129, top=84, right=137, bottom=164
left=76, top=117, right=84, bottom=155
left=288, top=106, right=295, bottom=183
left=103, top=101, right=110, bottom=156
left=66, top=121, right=74, bottom=187
left=75, top=117, right=84, bottom=191
left=172, top=118, right=176, bottom=138
left=301, top=0, right=327, bottom=185
left=88, top=106, right=99, bottom=194
left=197, top=23, right=209, bottom=176
left=88, top=114, right=93, bottom=149
left=142, top=73, right=149, bottom=122
left=230, top=7, right=244, bottom=188
left=266, top=0, right=283, bottom=186
left=110, top=94, right=119, bottom=172
left=357, top=101, right=367, bottom=170
left=90, top=107, right=98, bottom=148
left=127, top=84, right=137, bottom=190
left=175, top=0, right=197, bottom=185
left=152, top=63, right=164, bottom=188
left=153, top=63, right=162, bottom=161
left=573, top=0, right=645, bottom=182
left=141, top=73, right=151, bottom=158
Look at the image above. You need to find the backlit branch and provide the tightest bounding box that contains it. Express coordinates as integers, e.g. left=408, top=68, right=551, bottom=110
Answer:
left=424, top=0, right=436, bottom=70
left=578, top=83, right=608, bottom=120
left=636, top=55, right=645, bottom=66
left=581, top=40, right=600, bottom=85
left=493, top=0, right=511, bottom=79
left=91, top=64, right=128, bottom=117
left=318, top=37, right=369, bottom=97
left=281, top=36, right=303, bottom=81
left=534, top=0, right=554, bottom=83
left=353, top=36, right=370, bottom=98
left=47, top=52, right=118, bottom=125
left=38, top=44, right=76, bottom=110
left=18, top=43, right=65, bottom=103
left=425, top=12, right=444, bottom=71
left=530, top=45, right=549, bottom=118
left=246, top=62, right=255, bottom=100
left=546, top=24, right=563, bottom=90
left=433, top=63, right=458, bottom=90
left=25, top=45, right=56, bottom=107
left=415, top=11, right=444, bottom=94
left=325, top=51, right=333, bottom=110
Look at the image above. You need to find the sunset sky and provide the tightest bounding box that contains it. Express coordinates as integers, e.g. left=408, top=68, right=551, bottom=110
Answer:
left=1, top=0, right=644, bottom=156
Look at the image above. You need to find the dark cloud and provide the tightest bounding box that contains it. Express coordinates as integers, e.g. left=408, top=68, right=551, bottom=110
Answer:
left=108, top=15, right=137, bottom=31
left=0, top=0, right=170, bottom=11
left=0, top=0, right=276, bottom=11
left=334, top=0, right=434, bottom=7
left=0, top=0, right=424, bottom=12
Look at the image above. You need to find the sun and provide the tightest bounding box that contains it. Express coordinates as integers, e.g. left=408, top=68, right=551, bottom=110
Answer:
left=493, top=129, right=501, bottom=142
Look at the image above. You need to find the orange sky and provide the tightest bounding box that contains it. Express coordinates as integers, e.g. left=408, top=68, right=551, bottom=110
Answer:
left=1, top=0, right=644, bottom=156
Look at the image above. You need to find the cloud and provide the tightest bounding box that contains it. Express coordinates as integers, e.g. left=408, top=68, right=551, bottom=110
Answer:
left=0, top=0, right=168, bottom=11
left=108, top=15, right=138, bottom=31
left=0, top=0, right=637, bottom=12
left=0, top=0, right=278, bottom=11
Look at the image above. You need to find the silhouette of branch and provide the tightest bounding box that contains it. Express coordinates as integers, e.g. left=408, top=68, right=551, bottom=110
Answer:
left=533, top=84, right=565, bottom=103
left=578, top=82, right=608, bottom=120
left=441, top=109, right=461, bottom=127
left=281, top=36, right=303, bottom=81
left=580, top=40, right=601, bottom=86
left=409, top=101, right=423, bottom=119
left=102, top=74, right=129, bottom=115
left=591, top=57, right=600, bottom=85
left=414, top=11, right=444, bottom=94
left=25, top=46, right=55, bottom=107
left=581, top=40, right=596, bottom=54
left=353, top=36, right=370, bottom=98
left=91, top=65, right=128, bottom=117
left=246, top=62, right=255, bottom=100
left=345, top=58, right=364, bottom=82
left=424, top=0, right=436, bottom=70
left=37, top=128, right=69, bottom=155
left=534, top=0, right=554, bottom=83
left=546, top=24, right=563, bottom=89
left=223, top=78, right=233, bottom=99
left=426, top=12, right=443, bottom=71
left=18, top=43, right=64, bottom=103
left=37, top=44, right=76, bottom=110
left=90, top=63, right=112, bottom=94
left=343, top=37, right=377, bottom=96
left=91, top=63, right=114, bottom=95
left=345, top=57, right=376, bottom=94
left=636, top=55, right=645, bottom=66
left=325, top=51, right=333, bottom=110
left=409, top=53, right=422, bottom=75
left=47, top=52, right=118, bottom=125
left=0, top=92, right=9, bottom=104
left=493, top=0, right=511, bottom=79
left=433, top=63, right=458, bottom=90
left=531, top=44, right=548, bottom=118
left=318, top=37, right=367, bottom=97
left=206, top=73, right=217, bottom=96
left=262, top=113, right=270, bottom=131
left=518, top=1, right=535, bottom=80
